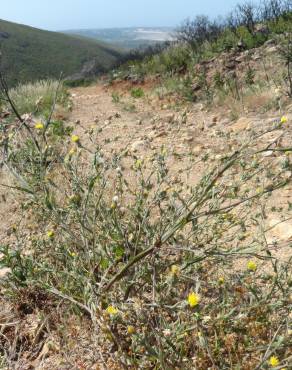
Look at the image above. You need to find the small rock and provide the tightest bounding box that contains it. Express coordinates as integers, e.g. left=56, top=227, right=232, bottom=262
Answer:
left=191, top=83, right=201, bottom=92
left=0, top=267, right=11, bottom=279
left=192, top=145, right=204, bottom=155
left=155, top=130, right=167, bottom=138
left=231, top=117, right=253, bottom=133
left=224, top=61, right=237, bottom=70
left=183, top=135, right=194, bottom=143
left=207, top=121, right=216, bottom=128
left=264, top=39, right=276, bottom=46
left=262, top=150, right=275, bottom=157
left=131, top=140, right=149, bottom=152
left=252, top=53, right=261, bottom=61
left=266, top=46, right=278, bottom=54
left=165, top=113, right=175, bottom=123
left=266, top=217, right=292, bottom=243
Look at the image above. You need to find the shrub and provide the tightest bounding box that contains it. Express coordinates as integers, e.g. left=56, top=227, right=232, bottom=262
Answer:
left=0, top=82, right=291, bottom=368
left=8, top=79, right=68, bottom=117
left=130, top=87, right=144, bottom=98
left=213, top=71, right=225, bottom=89
left=245, top=66, right=256, bottom=85
left=111, top=91, right=121, bottom=103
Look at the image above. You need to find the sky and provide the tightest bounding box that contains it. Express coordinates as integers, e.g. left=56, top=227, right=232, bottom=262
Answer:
left=1, top=0, right=255, bottom=31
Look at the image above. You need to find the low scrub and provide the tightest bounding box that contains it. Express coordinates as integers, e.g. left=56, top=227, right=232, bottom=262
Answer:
left=8, top=79, right=69, bottom=117
left=0, top=81, right=291, bottom=368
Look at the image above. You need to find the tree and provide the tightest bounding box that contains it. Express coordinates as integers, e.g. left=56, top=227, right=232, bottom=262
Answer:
left=235, top=2, right=259, bottom=34
left=176, top=15, right=223, bottom=52
left=260, top=0, right=284, bottom=20
left=279, top=31, right=292, bottom=97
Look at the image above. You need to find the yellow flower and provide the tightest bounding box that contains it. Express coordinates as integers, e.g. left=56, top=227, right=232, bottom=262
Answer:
left=127, top=325, right=135, bottom=335
left=35, top=122, right=44, bottom=130
left=256, top=187, right=263, bottom=194
left=269, top=356, right=279, bottom=367
left=247, top=261, right=257, bottom=271
left=135, top=159, right=143, bottom=169
left=47, top=230, right=55, bottom=239
left=68, top=147, right=77, bottom=156
left=247, top=261, right=257, bottom=272
left=170, top=265, right=180, bottom=276
left=218, top=277, right=225, bottom=285
left=69, top=251, right=76, bottom=257
left=106, top=305, right=118, bottom=315
left=161, top=147, right=167, bottom=155
left=187, top=292, right=200, bottom=308
left=71, top=135, right=80, bottom=143
left=69, top=194, right=81, bottom=207
left=280, top=116, right=288, bottom=124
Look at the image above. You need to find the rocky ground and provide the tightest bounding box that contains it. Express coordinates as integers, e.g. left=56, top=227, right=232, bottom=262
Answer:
left=69, top=81, right=292, bottom=259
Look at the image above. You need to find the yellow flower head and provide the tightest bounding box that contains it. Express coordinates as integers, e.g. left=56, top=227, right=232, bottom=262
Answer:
left=170, top=265, right=180, bottom=276
left=106, top=305, right=118, bottom=315
left=68, top=147, right=77, bottom=156
left=127, top=325, right=135, bottom=335
left=269, top=356, right=279, bottom=367
left=69, top=251, right=77, bottom=257
left=280, top=116, right=288, bottom=124
left=71, top=135, right=80, bottom=143
left=161, top=147, right=167, bottom=156
left=218, top=277, right=225, bottom=285
left=247, top=261, right=257, bottom=272
left=135, top=159, right=143, bottom=169
left=256, top=187, right=263, bottom=194
left=47, top=230, right=55, bottom=239
left=187, top=292, right=200, bottom=308
left=35, top=122, right=44, bottom=130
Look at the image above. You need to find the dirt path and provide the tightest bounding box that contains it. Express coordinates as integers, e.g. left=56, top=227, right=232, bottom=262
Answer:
left=0, top=82, right=291, bottom=275
left=68, top=82, right=292, bottom=261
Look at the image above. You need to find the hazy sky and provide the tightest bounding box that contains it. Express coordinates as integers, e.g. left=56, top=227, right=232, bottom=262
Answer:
left=1, top=0, right=255, bottom=30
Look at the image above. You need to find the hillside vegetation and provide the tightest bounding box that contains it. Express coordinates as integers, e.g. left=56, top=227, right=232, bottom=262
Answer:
left=112, top=0, right=292, bottom=98
left=0, top=19, right=123, bottom=86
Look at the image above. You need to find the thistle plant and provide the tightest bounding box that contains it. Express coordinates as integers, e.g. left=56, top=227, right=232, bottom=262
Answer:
left=0, top=79, right=291, bottom=368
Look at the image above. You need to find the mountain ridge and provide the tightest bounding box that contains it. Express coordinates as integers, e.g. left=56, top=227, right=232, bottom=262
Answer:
left=0, top=19, right=124, bottom=86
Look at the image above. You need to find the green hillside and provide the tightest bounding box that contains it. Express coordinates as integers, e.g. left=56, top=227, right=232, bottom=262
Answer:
left=0, top=19, right=124, bottom=86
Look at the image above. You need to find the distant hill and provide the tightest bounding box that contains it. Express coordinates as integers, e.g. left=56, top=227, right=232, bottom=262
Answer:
left=63, top=27, right=175, bottom=50
left=0, top=19, right=124, bottom=86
